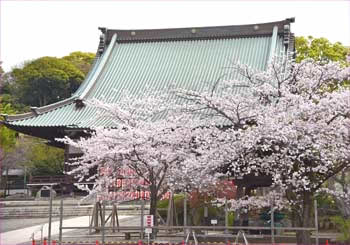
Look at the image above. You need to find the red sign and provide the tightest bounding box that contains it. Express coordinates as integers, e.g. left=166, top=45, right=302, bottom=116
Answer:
left=144, top=215, right=154, bottom=227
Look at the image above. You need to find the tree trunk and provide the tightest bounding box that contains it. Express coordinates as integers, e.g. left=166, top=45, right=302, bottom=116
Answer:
left=149, top=184, right=158, bottom=226
left=149, top=184, right=158, bottom=238
left=294, top=192, right=312, bottom=245
left=296, top=229, right=312, bottom=245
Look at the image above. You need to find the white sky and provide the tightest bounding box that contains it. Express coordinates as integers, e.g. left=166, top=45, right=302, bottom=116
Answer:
left=1, top=0, right=350, bottom=72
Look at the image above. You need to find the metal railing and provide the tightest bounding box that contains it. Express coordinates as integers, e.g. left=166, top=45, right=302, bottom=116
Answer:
left=56, top=198, right=320, bottom=245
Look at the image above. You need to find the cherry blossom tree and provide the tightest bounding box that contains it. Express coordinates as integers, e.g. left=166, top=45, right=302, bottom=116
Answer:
left=58, top=55, right=349, bottom=244
left=176, top=57, right=350, bottom=244
left=59, top=92, right=221, bottom=221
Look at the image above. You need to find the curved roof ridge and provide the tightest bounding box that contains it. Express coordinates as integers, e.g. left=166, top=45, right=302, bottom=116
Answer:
left=104, top=18, right=295, bottom=44
left=78, top=33, right=117, bottom=100
left=2, top=97, right=77, bottom=122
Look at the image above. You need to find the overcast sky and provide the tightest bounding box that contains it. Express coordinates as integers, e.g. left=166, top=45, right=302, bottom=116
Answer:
left=1, top=0, right=350, bottom=72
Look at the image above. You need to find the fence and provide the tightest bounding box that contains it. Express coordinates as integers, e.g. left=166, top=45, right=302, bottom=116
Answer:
left=47, top=197, right=320, bottom=245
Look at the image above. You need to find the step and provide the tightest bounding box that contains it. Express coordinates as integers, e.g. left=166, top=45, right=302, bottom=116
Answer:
left=0, top=206, right=147, bottom=218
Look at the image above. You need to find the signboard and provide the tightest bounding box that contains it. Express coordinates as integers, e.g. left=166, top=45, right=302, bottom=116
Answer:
left=211, top=219, right=217, bottom=225
left=144, top=215, right=154, bottom=227
left=145, top=228, right=152, bottom=234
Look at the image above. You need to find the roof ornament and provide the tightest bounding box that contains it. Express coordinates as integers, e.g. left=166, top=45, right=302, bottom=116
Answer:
left=286, top=17, right=295, bottom=23
left=31, top=107, right=40, bottom=116
left=283, top=23, right=291, bottom=51
left=97, top=27, right=107, bottom=56
left=74, top=98, right=85, bottom=108
left=289, top=33, right=296, bottom=58
left=283, top=17, right=295, bottom=52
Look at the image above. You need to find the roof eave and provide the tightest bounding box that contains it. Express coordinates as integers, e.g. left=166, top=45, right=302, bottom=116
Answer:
left=1, top=96, right=77, bottom=123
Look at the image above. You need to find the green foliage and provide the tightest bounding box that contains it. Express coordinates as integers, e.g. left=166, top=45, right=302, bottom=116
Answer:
left=26, top=140, right=64, bottom=176
left=0, top=94, right=29, bottom=113
left=0, top=62, right=4, bottom=78
left=331, top=216, right=350, bottom=242
left=0, top=102, right=17, bottom=153
left=192, top=205, right=220, bottom=226
left=157, top=198, right=169, bottom=209
left=62, top=51, right=95, bottom=75
left=315, top=192, right=338, bottom=211
left=1, top=51, right=95, bottom=110
left=157, top=194, right=229, bottom=226
left=296, top=36, right=350, bottom=90
left=227, top=211, right=235, bottom=226
left=9, top=56, right=84, bottom=107
left=157, top=194, right=188, bottom=224
left=295, top=36, right=349, bottom=64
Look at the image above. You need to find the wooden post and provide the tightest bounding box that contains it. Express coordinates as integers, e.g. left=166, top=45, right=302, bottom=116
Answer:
left=141, top=199, right=145, bottom=239
left=225, top=198, right=229, bottom=244
left=184, top=193, right=187, bottom=239
left=90, top=202, right=102, bottom=233
left=48, top=185, right=53, bottom=245
left=99, top=202, right=103, bottom=231
left=174, top=196, right=178, bottom=226
left=89, top=203, right=96, bottom=234
left=102, top=201, right=106, bottom=245
left=315, top=200, right=319, bottom=245
left=225, top=198, right=228, bottom=233
left=110, top=204, right=119, bottom=232
left=58, top=198, right=63, bottom=245
left=110, top=204, right=115, bottom=232
left=115, top=204, right=120, bottom=231
left=95, top=203, right=99, bottom=232
left=271, top=198, right=275, bottom=245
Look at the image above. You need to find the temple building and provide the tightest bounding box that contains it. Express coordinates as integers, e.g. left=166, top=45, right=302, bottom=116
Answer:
left=1, top=18, right=295, bottom=193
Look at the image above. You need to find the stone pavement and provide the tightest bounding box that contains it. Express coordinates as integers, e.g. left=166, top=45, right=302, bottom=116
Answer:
left=0, top=215, right=134, bottom=245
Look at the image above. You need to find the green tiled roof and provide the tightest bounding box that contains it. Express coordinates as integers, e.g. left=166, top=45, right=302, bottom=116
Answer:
left=2, top=19, right=295, bottom=143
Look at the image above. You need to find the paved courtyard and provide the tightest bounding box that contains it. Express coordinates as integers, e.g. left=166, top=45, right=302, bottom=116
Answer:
left=1, top=215, right=135, bottom=245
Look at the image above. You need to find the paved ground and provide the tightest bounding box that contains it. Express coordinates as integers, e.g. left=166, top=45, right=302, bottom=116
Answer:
left=0, top=215, right=135, bottom=245
left=1, top=218, right=62, bottom=233
left=0, top=197, right=150, bottom=245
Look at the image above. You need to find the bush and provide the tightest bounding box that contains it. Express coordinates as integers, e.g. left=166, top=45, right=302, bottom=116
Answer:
left=157, top=194, right=234, bottom=226
left=157, top=194, right=187, bottom=225
left=331, top=216, right=350, bottom=243
left=227, top=211, right=235, bottom=226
